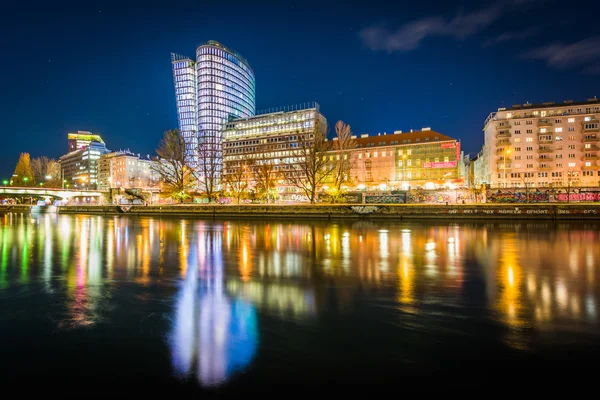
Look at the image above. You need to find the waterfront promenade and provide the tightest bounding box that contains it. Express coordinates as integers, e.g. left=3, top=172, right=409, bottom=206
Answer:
left=2, top=203, right=600, bottom=220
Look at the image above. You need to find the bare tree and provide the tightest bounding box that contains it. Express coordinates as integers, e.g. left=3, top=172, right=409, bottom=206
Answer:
left=152, top=129, right=196, bottom=203
left=330, top=120, right=357, bottom=202
left=196, top=139, right=222, bottom=202
left=31, top=156, right=61, bottom=187
left=254, top=148, right=280, bottom=203
left=222, top=161, right=253, bottom=204
left=285, top=119, right=335, bottom=203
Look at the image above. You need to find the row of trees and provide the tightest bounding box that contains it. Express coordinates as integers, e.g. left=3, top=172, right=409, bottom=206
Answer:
left=10, top=153, right=61, bottom=187
left=152, top=119, right=357, bottom=203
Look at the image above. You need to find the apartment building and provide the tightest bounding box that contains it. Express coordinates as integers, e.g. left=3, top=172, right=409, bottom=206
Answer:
left=97, top=151, right=161, bottom=190
left=345, top=128, right=462, bottom=190
left=483, top=97, right=600, bottom=188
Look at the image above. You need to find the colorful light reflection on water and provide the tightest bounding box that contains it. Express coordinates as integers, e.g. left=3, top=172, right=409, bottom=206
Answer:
left=0, top=213, right=599, bottom=390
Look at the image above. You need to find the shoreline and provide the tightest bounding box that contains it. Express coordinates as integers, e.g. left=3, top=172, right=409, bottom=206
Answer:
left=2, top=203, right=600, bottom=220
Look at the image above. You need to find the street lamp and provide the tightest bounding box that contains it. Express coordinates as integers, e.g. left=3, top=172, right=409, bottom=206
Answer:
left=503, top=149, right=511, bottom=188
left=2, top=180, right=8, bottom=187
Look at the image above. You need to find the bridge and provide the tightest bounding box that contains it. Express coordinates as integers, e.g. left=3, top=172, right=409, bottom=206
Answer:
left=0, top=187, right=104, bottom=200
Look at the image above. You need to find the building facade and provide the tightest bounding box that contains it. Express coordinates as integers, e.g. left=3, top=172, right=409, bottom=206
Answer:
left=60, top=140, right=109, bottom=189
left=346, top=129, right=462, bottom=190
left=68, top=131, right=105, bottom=154
left=97, top=151, right=161, bottom=190
left=483, top=98, right=600, bottom=188
left=221, top=103, right=325, bottom=194
left=171, top=40, right=256, bottom=171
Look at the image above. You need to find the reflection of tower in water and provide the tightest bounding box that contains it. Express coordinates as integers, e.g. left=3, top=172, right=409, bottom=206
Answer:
left=170, top=227, right=258, bottom=387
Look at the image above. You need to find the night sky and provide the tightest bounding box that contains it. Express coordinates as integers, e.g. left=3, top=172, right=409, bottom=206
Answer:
left=1, top=0, right=600, bottom=177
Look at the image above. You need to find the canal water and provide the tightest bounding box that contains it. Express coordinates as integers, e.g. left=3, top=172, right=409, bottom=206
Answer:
left=0, top=212, right=598, bottom=393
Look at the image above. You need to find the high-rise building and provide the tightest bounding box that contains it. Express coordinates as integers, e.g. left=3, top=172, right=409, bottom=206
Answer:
left=68, top=131, right=105, bottom=153
left=483, top=98, right=600, bottom=188
left=171, top=40, right=256, bottom=171
left=221, top=103, right=325, bottom=196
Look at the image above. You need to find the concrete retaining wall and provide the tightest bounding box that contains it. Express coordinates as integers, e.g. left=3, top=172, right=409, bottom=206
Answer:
left=49, top=204, right=600, bottom=220
left=0, top=205, right=34, bottom=213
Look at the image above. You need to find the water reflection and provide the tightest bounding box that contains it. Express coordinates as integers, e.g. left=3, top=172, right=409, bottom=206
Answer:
left=171, top=229, right=258, bottom=386
left=0, top=213, right=599, bottom=387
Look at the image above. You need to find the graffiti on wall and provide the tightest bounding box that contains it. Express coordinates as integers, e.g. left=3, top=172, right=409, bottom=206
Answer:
left=553, top=191, right=600, bottom=202
left=486, top=189, right=550, bottom=203
left=365, top=194, right=406, bottom=204
left=407, top=189, right=474, bottom=204
left=486, top=188, right=600, bottom=203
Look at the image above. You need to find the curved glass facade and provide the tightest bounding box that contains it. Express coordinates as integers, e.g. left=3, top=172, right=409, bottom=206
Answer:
left=172, top=41, right=255, bottom=176
left=196, top=42, right=255, bottom=179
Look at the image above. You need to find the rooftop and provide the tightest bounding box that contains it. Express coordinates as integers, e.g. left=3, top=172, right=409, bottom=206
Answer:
left=354, top=129, right=456, bottom=148
left=500, top=97, right=599, bottom=112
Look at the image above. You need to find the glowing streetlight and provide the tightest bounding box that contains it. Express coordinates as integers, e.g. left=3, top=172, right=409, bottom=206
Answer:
left=2, top=180, right=8, bottom=186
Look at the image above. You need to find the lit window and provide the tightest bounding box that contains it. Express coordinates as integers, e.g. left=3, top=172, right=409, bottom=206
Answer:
left=526, top=137, right=533, bottom=142
left=568, top=162, right=576, bottom=167
left=540, top=128, right=546, bottom=133
left=555, top=127, right=563, bottom=132
left=568, top=118, right=575, bottom=123
left=586, top=162, right=592, bottom=167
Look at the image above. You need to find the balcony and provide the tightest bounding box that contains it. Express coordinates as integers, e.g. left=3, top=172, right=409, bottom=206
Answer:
left=583, top=121, right=600, bottom=132
left=582, top=165, right=600, bottom=170
left=538, top=120, right=553, bottom=127
left=539, top=166, right=553, bottom=170
left=582, top=136, right=600, bottom=142
left=497, top=139, right=511, bottom=146
left=584, top=145, right=600, bottom=151
left=496, top=124, right=511, bottom=131
left=538, top=137, right=553, bottom=144
left=582, top=155, right=599, bottom=161
left=538, top=147, right=553, bottom=153
left=496, top=131, right=511, bottom=139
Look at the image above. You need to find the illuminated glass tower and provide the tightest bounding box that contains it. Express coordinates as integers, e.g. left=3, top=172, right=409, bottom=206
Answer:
left=171, top=41, right=255, bottom=175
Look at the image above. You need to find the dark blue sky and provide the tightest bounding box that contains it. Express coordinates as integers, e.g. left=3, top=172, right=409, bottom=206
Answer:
left=1, top=0, right=600, bottom=177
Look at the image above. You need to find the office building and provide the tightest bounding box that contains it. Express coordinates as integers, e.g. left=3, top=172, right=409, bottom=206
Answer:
left=171, top=40, right=256, bottom=172
left=483, top=97, right=600, bottom=188
left=68, top=131, right=105, bottom=154
left=60, top=139, right=109, bottom=189
left=222, top=103, right=325, bottom=195
left=345, top=128, right=461, bottom=190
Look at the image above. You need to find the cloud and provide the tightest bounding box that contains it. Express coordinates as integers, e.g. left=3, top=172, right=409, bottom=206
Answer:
left=359, top=0, right=537, bottom=53
left=482, top=27, right=541, bottom=47
left=522, top=37, right=600, bottom=71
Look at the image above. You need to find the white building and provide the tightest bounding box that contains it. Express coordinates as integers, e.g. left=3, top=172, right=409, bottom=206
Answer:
left=483, top=98, right=600, bottom=188
left=97, top=151, right=161, bottom=190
